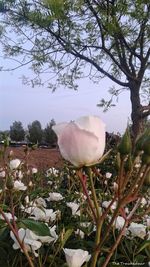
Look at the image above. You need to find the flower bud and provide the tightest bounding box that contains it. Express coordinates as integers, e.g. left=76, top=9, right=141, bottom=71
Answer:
left=115, top=152, right=121, bottom=170
left=118, top=128, right=132, bottom=155
left=125, top=154, right=132, bottom=172
left=6, top=176, right=14, bottom=190
left=136, top=128, right=150, bottom=152
left=141, top=154, right=150, bottom=165
left=142, top=136, right=150, bottom=156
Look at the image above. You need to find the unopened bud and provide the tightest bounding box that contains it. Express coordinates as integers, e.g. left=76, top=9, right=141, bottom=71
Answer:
left=28, top=181, right=33, bottom=187
left=118, top=128, right=132, bottom=155
left=136, top=128, right=150, bottom=152
left=115, top=152, right=121, bottom=170
left=142, top=136, right=150, bottom=156
left=113, top=182, right=118, bottom=192
left=6, top=176, right=14, bottom=190
left=142, top=154, right=150, bottom=165
left=125, top=154, right=132, bottom=172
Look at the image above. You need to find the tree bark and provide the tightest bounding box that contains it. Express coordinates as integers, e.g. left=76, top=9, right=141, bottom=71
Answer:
left=129, top=81, right=145, bottom=139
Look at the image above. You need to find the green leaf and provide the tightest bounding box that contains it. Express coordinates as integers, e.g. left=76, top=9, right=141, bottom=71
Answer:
left=61, top=228, right=73, bottom=248
left=0, top=204, right=9, bottom=211
left=136, top=240, right=150, bottom=254
left=20, top=219, right=50, bottom=236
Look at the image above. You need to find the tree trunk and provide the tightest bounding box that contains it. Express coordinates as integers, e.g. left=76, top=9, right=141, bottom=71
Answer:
left=129, top=81, right=145, bottom=140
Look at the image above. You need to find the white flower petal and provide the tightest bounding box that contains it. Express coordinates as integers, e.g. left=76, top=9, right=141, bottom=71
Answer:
left=53, top=116, right=105, bottom=167
left=9, top=159, right=21, bottom=170
left=52, top=122, right=68, bottom=137
left=63, top=248, right=90, bottom=267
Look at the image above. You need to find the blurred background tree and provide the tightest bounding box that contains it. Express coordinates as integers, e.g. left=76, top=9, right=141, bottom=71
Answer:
left=0, top=0, right=150, bottom=138
left=44, top=119, right=57, bottom=147
left=27, top=120, right=43, bottom=144
left=10, top=121, right=25, bottom=141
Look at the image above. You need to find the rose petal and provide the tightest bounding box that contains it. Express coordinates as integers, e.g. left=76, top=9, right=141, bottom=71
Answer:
left=58, top=122, right=103, bottom=167
left=52, top=122, right=68, bottom=137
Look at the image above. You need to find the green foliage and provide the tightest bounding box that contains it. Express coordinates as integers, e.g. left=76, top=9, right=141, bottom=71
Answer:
left=27, top=120, right=43, bottom=144
left=10, top=121, right=25, bottom=142
left=43, top=119, right=57, bottom=146
left=20, top=219, right=50, bottom=236
left=118, top=128, right=132, bottom=155
left=0, top=0, right=150, bottom=137
left=0, top=136, right=150, bottom=266
left=0, top=131, right=9, bottom=142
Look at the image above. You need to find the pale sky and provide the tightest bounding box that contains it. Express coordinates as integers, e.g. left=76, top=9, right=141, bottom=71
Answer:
left=0, top=63, right=131, bottom=134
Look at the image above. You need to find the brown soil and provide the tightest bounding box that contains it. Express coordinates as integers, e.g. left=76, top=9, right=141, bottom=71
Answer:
left=0, top=146, right=63, bottom=171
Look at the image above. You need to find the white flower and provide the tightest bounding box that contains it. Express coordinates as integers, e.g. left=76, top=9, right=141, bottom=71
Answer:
left=105, top=172, right=112, bottom=179
left=29, top=207, right=57, bottom=222
left=47, top=181, right=53, bottom=185
left=29, top=225, right=58, bottom=244
left=135, top=163, right=141, bottom=168
left=146, top=218, right=150, bottom=227
left=47, top=192, right=64, bottom=201
left=14, top=180, right=27, bottom=191
left=114, top=216, right=125, bottom=230
left=25, top=195, right=30, bottom=204
left=32, top=168, right=38, bottom=174
left=35, top=197, right=47, bottom=208
left=14, top=170, right=23, bottom=179
left=0, top=212, right=17, bottom=221
left=53, top=115, right=105, bottom=167
left=9, top=159, right=21, bottom=170
left=75, top=229, right=85, bottom=239
left=46, top=167, right=59, bottom=177
left=63, top=248, right=91, bottom=267
left=10, top=228, right=41, bottom=257
left=23, top=197, right=46, bottom=209
left=128, top=222, right=147, bottom=239
left=0, top=170, right=5, bottom=178
left=28, top=181, right=33, bottom=187
left=140, top=197, right=147, bottom=207
left=66, top=202, right=80, bottom=216
left=80, top=222, right=91, bottom=228
left=102, top=200, right=117, bottom=211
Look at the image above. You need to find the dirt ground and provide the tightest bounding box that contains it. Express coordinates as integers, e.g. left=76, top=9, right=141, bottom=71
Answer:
left=0, top=146, right=63, bottom=171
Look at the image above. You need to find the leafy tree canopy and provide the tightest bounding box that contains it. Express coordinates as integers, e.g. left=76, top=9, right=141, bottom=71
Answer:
left=27, top=120, right=43, bottom=143
left=0, top=0, right=150, bottom=136
left=43, top=119, right=57, bottom=146
left=10, top=121, right=25, bottom=141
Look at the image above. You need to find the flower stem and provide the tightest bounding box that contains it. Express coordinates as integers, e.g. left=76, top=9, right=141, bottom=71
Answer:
left=101, top=220, right=128, bottom=267
left=88, top=167, right=100, bottom=218
left=77, top=170, right=97, bottom=223
left=90, top=220, right=102, bottom=267
left=0, top=208, right=35, bottom=267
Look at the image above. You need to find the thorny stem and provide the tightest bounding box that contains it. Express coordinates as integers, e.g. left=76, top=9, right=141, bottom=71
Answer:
left=9, top=190, right=18, bottom=232
left=102, top=198, right=142, bottom=267
left=0, top=208, right=35, bottom=267
left=117, top=157, right=125, bottom=198
left=77, top=170, right=97, bottom=223
left=90, top=220, right=102, bottom=267
left=125, top=165, right=146, bottom=196
left=101, top=220, right=129, bottom=267
left=132, top=165, right=150, bottom=195
left=87, top=168, right=102, bottom=267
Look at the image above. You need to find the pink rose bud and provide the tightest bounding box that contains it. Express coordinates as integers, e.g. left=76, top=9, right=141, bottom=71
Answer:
left=53, top=116, right=105, bottom=167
